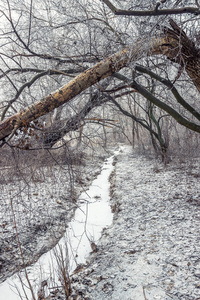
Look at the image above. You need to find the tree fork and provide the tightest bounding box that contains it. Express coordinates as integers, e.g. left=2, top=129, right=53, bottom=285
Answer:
left=0, top=38, right=161, bottom=141
left=1, top=21, right=200, bottom=142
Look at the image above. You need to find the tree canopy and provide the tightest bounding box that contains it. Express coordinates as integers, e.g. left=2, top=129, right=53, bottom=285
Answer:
left=0, top=0, right=200, bottom=157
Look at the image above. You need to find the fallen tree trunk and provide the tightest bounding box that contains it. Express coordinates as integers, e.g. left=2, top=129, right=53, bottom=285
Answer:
left=0, top=20, right=200, bottom=142
left=0, top=42, right=146, bottom=141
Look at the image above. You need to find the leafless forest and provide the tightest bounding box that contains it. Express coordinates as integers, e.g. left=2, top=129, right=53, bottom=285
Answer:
left=0, top=1, right=200, bottom=299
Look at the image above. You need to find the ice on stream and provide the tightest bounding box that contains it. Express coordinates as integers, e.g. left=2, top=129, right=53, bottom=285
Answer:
left=0, top=149, right=120, bottom=299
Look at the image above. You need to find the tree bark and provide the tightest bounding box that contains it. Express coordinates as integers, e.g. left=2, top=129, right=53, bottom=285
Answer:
left=102, top=0, right=200, bottom=16
left=0, top=21, right=200, bottom=142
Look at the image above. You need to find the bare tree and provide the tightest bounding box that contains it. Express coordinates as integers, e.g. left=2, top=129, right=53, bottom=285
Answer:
left=1, top=1, right=200, bottom=296
left=0, top=1, right=200, bottom=151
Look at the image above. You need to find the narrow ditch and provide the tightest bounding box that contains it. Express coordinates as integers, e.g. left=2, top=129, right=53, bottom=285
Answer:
left=0, top=148, right=120, bottom=300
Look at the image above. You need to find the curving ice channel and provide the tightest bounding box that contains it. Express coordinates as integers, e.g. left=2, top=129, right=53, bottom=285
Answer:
left=0, top=148, right=120, bottom=300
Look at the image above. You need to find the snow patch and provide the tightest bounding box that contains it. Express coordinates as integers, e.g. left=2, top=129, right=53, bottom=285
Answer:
left=0, top=149, right=120, bottom=299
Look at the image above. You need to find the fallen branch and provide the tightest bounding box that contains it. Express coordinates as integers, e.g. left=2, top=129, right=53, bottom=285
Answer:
left=1, top=20, right=200, bottom=142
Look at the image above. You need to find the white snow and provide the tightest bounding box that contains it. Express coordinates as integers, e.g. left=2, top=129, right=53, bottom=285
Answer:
left=1, top=145, right=200, bottom=300
left=0, top=149, right=120, bottom=299
left=69, top=145, right=200, bottom=300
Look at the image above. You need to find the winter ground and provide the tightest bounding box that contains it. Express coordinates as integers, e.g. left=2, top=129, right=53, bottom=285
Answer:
left=65, top=145, right=200, bottom=300
left=0, top=149, right=108, bottom=284
left=1, top=145, right=200, bottom=299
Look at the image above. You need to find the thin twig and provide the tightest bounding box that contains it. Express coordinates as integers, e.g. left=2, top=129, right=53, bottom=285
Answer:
left=10, top=198, right=36, bottom=300
left=142, top=286, right=147, bottom=300
left=27, top=0, right=33, bottom=46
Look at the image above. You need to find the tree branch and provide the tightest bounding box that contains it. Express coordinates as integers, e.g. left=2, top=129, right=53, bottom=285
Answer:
left=102, top=0, right=200, bottom=16
left=113, top=72, right=200, bottom=133
left=196, top=0, right=200, bottom=9
left=1, top=71, right=49, bottom=121
left=135, top=65, right=200, bottom=122
left=0, top=68, right=88, bottom=121
left=42, top=90, right=108, bottom=148
left=1, top=8, right=99, bottom=65
left=0, top=67, right=87, bottom=80
left=1, top=20, right=200, bottom=141
left=107, top=93, right=160, bottom=140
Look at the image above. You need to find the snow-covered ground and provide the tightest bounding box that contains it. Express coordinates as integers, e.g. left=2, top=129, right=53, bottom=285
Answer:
left=0, top=150, right=108, bottom=284
left=1, top=145, right=200, bottom=299
left=65, top=145, right=200, bottom=300
left=0, top=149, right=119, bottom=299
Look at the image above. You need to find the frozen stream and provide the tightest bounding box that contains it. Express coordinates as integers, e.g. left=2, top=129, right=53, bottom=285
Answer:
left=0, top=149, right=120, bottom=299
